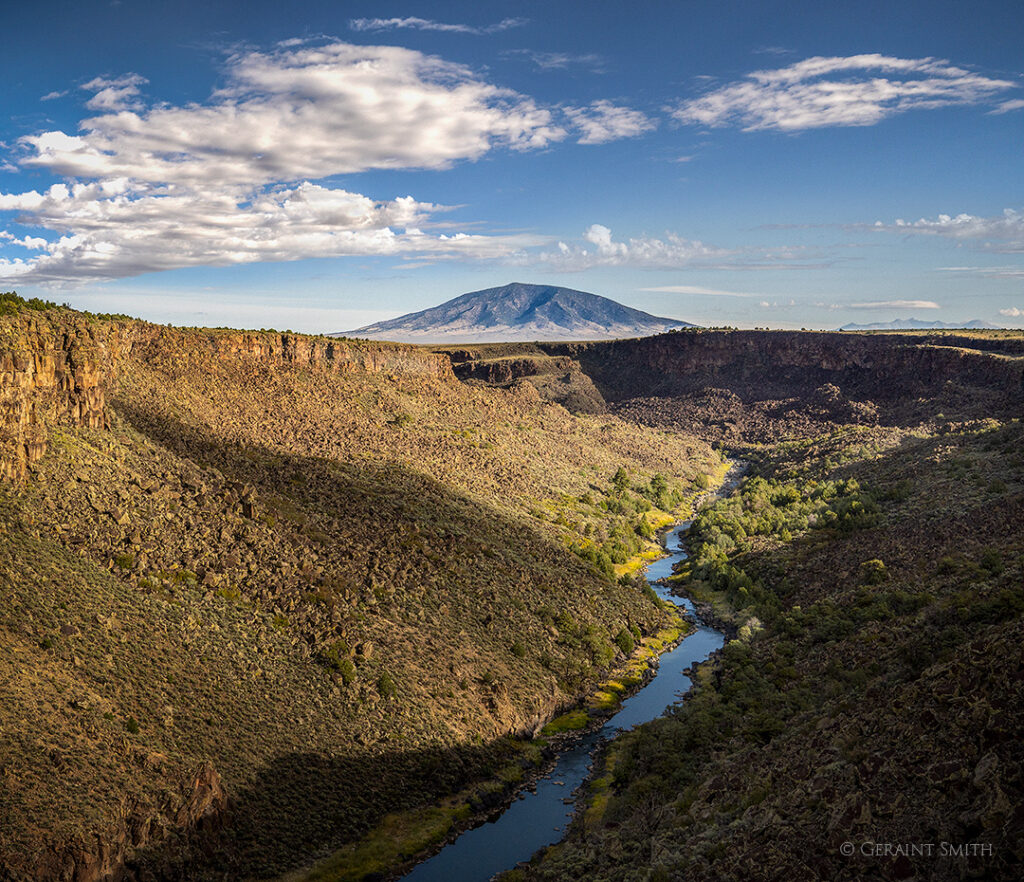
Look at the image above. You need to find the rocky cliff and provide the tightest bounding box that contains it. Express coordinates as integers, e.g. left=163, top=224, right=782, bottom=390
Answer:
left=0, top=314, right=116, bottom=481
left=544, top=330, right=1024, bottom=404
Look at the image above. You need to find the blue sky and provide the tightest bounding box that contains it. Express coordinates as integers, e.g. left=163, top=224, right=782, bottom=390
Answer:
left=2, top=0, right=1022, bottom=331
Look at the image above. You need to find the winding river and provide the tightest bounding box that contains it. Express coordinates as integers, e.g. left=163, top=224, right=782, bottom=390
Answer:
left=401, top=476, right=739, bottom=882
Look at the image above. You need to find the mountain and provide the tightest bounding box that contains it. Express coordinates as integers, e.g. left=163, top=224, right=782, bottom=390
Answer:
left=341, top=282, right=695, bottom=342
left=838, top=317, right=1000, bottom=331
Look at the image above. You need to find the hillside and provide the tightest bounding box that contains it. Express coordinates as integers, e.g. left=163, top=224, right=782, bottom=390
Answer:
left=0, top=299, right=718, bottom=880
left=342, top=283, right=694, bottom=342
left=508, top=420, right=1024, bottom=881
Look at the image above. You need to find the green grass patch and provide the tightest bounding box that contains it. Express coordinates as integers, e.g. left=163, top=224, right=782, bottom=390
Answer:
left=295, top=803, right=471, bottom=882
left=540, top=709, right=592, bottom=735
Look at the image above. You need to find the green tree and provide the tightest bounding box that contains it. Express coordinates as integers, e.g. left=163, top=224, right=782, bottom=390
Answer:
left=612, top=467, right=630, bottom=495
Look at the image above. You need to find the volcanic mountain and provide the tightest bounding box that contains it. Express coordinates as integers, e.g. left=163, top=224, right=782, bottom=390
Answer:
left=342, top=282, right=695, bottom=342
left=838, top=317, right=1000, bottom=331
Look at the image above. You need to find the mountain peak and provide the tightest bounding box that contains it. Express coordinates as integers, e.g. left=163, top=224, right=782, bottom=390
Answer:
left=838, top=317, right=1001, bottom=331
left=340, top=283, right=695, bottom=342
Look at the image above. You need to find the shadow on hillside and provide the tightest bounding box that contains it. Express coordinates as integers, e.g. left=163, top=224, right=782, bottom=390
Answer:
left=545, top=334, right=1024, bottom=430
left=111, top=394, right=607, bottom=586
left=127, top=738, right=521, bottom=880
left=105, top=397, right=656, bottom=879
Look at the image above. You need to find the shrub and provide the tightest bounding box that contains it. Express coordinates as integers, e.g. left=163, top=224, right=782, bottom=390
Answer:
left=614, top=627, right=635, bottom=655
left=511, top=640, right=527, bottom=658
left=612, top=467, right=630, bottom=495
left=317, top=640, right=357, bottom=684
left=377, top=671, right=398, bottom=699
left=859, top=559, right=889, bottom=585
left=979, top=548, right=1004, bottom=575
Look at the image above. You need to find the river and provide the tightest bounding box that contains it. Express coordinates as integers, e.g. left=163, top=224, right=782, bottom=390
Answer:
left=400, top=479, right=738, bottom=882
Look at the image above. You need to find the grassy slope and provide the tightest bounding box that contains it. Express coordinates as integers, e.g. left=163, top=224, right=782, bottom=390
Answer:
left=510, top=420, right=1024, bottom=882
left=0, top=314, right=717, bottom=879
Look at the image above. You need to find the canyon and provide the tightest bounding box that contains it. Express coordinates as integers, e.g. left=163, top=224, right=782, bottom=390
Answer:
left=2, top=298, right=1022, bottom=881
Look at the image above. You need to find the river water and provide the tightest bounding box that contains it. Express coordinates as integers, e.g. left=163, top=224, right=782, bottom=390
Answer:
left=401, top=515, right=728, bottom=882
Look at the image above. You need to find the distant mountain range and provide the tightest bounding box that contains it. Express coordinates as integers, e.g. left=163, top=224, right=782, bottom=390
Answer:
left=839, top=318, right=1000, bottom=331
left=341, top=282, right=695, bottom=342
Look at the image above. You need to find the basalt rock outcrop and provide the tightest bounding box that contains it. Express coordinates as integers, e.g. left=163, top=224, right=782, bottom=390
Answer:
left=22, top=762, right=228, bottom=882
left=443, top=350, right=607, bottom=414
left=543, top=330, right=1024, bottom=406
left=439, top=331, right=1024, bottom=436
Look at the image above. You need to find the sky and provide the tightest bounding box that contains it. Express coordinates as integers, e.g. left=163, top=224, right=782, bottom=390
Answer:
left=1, top=0, right=1023, bottom=331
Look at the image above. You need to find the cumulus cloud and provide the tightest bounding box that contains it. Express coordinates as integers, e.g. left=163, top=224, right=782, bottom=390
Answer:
left=20, top=43, right=566, bottom=189
left=564, top=100, right=657, bottom=144
left=531, top=227, right=826, bottom=272
left=82, top=74, right=148, bottom=111
left=672, top=54, right=1016, bottom=131
left=349, top=16, right=526, bottom=35
left=1, top=41, right=595, bottom=283
left=849, top=300, right=940, bottom=310
left=873, top=209, right=1024, bottom=252
left=2, top=39, right=674, bottom=283
left=999, top=307, right=1023, bottom=317
left=0, top=182, right=540, bottom=283
left=538, top=224, right=731, bottom=270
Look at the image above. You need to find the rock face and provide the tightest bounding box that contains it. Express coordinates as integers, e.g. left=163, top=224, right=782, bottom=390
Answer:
left=343, top=282, right=694, bottom=342
left=0, top=315, right=115, bottom=480
left=26, top=763, right=228, bottom=882
left=445, top=350, right=607, bottom=414
left=437, top=331, right=1024, bottom=434
left=545, top=330, right=1024, bottom=405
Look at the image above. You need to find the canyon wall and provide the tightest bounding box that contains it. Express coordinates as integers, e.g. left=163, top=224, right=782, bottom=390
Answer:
left=542, top=331, right=1024, bottom=404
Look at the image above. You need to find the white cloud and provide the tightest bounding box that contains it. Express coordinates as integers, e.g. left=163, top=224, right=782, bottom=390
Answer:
left=349, top=16, right=526, bottom=35
left=990, top=98, right=1024, bottom=114
left=937, top=265, right=1024, bottom=278
left=0, top=230, right=49, bottom=250
left=82, top=74, right=148, bottom=111
left=999, top=307, right=1022, bottom=317
left=0, top=182, right=541, bottom=284
left=538, top=224, right=731, bottom=270
left=874, top=209, right=1024, bottom=252
left=638, top=284, right=757, bottom=298
left=20, top=43, right=566, bottom=189
left=672, top=54, right=1016, bottom=131
left=41, top=90, right=68, bottom=102
left=1, top=41, right=586, bottom=283
left=564, top=100, right=656, bottom=144
left=504, top=50, right=605, bottom=72
left=533, top=228, right=826, bottom=272
left=849, top=300, right=940, bottom=310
